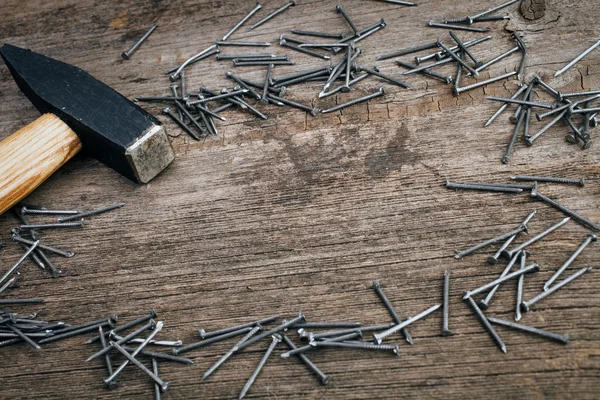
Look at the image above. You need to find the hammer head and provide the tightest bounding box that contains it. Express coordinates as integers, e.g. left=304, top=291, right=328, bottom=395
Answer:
left=0, top=44, right=174, bottom=183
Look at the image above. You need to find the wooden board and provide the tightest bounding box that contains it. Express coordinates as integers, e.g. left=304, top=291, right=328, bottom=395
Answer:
left=0, top=0, right=599, bottom=398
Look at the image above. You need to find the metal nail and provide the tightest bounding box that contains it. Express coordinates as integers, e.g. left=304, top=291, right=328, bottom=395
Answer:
left=280, top=39, right=331, bottom=59
left=512, top=33, right=528, bottom=80
left=122, top=24, right=158, bottom=59
left=163, top=108, right=200, bottom=140
left=248, top=0, right=295, bottom=31
left=449, top=30, right=483, bottom=67
left=267, top=93, right=319, bottom=116
left=485, top=84, right=527, bottom=127
left=121, top=346, right=194, bottom=364
left=239, top=335, right=282, bottom=399
left=222, top=3, right=262, bottom=41
left=487, top=96, right=553, bottom=109
left=19, top=221, right=83, bottom=230
left=452, top=71, right=517, bottom=97
left=511, top=175, right=585, bottom=186
left=168, top=45, right=219, bottom=79
left=7, top=324, right=41, bottom=350
left=487, top=317, right=569, bottom=344
left=531, top=183, right=599, bottom=231
left=469, top=0, right=519, bottom=22
left=86, top=310, right=157, bottom=344
left=502, top=105, right=526, bottom=164
left=98, top=326, right=119, bottom=389
left=478, top=251, right=522, bottom=310
left=372, top=281, right=413, bottom=344
left=21, top=207, right=79, bottom=215
left=526, top=109, right=568, bottom=145
left=110, top=341, right=169, bottom=391
left=515, top=251, right=527, bottom=321
left=488, top=210, right=536, bottom=264
left=152, top=358, right=161, bottom=400
left=454, top=223, right=526, bottom=259
left=312, top=340, right=399, bottom=355
left=358, top=65, right=411, bottom=89
left=290, top=29, right=344, bottom=39
left=336, top=5, right=359, bottom=33
left=321, top=87, right=385, bottom=114
left=215, top=41, right=271, bottom=47
left=175, top=326, right=254, bottom=355
left=202, top=325, right=263, bottom=380
left=87, top=320, right=155, bottom=362
left=281, top=334, right=330, bottom=385
left=198, top=315, right=278, bottom=339
left=503, top=217, right=570, bottom=259
left=554, top=39, right=600, bottom=77
left=377, top=41, right=438, bottom=61
left=396, top=60, right=452, bottom=84
left=236, top=313, right=304, bottom=351
left=522, top=266, right=593, bottom=312
left=261, top=63, right=274, bottom=104
left=0, top=241, right=40, bottom=286
left=35, top=249, right=61, bottom=278
left=446, top=181, right=523, bottom=194
left=472, top=46, right=520, bottom=77
left=464, top=263, right=539, bottom=299
left=464, top=296, right=506, bottom=353
left=442, top=271, right=452, bottom=336
left=58, top=203, right=125, bottom=223
left=543, top=234, right=596, bottom=290
left=283, top=332, right=362, bottom=357
left=373, top=304, right=440, bottom=344
left=428, top=20, right=490, bottom=32
left=39, top=319, right=114, bottom=344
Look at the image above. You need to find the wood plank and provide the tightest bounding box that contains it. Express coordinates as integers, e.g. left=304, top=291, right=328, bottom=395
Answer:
left=0, top=0, right=599, bottom=398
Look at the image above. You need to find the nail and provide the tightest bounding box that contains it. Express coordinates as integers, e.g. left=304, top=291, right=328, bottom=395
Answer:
left=356, top=18, right=387, bottom=37
left=472, top=47, right=520, bottom=78
left=273, top=65, right=331, bottom=86
left=454, top=50, right=464, bottom=88
left=319, top=72, right=369, bottom=98
left=110, top=341, right=169, bottom=391
left=463, top=263, right=539, bottom=299
left=449, top=31, right=483, bottom=67
left=215, top=41, right=271, bottom=47
left=39, top=319, right=115, bottom=344
left=51, top=314, right=118, bottom=336
left=469, top=0, right=519, bottom=21
left=372, top=281, right=413, bottom=344
left=373, top=304, right=440, bottom=344
left=98, top=326, right=119, bottom=389
left=174, top=101, right=208, bottom=138
left=531, top=183, right=599, bottom=231
left=187, top=89, right=249, bottom=105
left=488, top=210, right=536, bottom=264
left=502, top=101, right=527, bottom=164
left=267, top=93, right=319, bottom=116
left=445, top=181, right=524, bottom=194
left=554, top=39, right=600, bottom=77
left=7, top=324, right=41, bottom=350
left=511, top=176, right=585, bottom=186
left=86, top=310, right=157, bottom=344
left=357, top=65, right=411, bottom=89
left=169, top=45, right=219, bottom=80
left=417, top=36, right=492, bottom=64
left=442, top=271, right=453, bottom=336
left=122, top=24, right=158, bottom=59
left=290, top=29, right=344, bottom=39
left=198, top=315, right=278, bottom=339
left=487, top=96, right=553, bottom=109
left=428, top=20, right=490, bottom=32
left=234, top=60, right=295, bottom=66
left=514, top=251, right=527, bottom=321
left=248, top=0, right=295, bottom=31
left=478, top=251, right=523, bottom=310
left=343, top=44, right=353, bottom=92
left=464, top=296, right=507, bottom=353
left=152, top=358, right=161, bottom=400
left=165, top=48, right=220, bottom=75
left=291, top=322, right=361, bottom=329
left=0, top=241, right=40, bottom=286
left=303, top=324, right=393, bottom=340
left=202, top=325, right=263, bottom=381
left=105, top=321, right=164, bottom=383
left=504, top=217, right=570, bottom=259
left=0, top=277, right=16, bottom=295
left=87, top=320, right=155, bottom=361
left=218, top=54, right=280, bottom=60
left=536, top=101, right=572, bottom=121
left=374, top=0, right=418, bottom=5
left=487, top=317, right=569, bottom=344
left=232, top=56, right=289, bottom=62
left=562, top=89, right=600, bottom=98
left=521, top=267, right=592, bottom=312
left=283, top=332, right=362, bottom=357
left=121, top=346, right=194, bottom=364
left=336, top=5, right=359, bottom=33
left=261, top=63, right=274, bottom=104
left=543, top=234, right=596, bottom=291
left=321, top=87, right=385, bottom=114
left=19, top=221, right=83, bottom=230
left=124, top=338, right=182, bottom=347
left=526, top=109, right=568, bottom=145
left=21, top=207, right=79, bottom=216
left=239, top=335, right=282, bottom=399
left=163, top=108, right=200, bottom=140
left=279, top=39, right=331, bottom=59
left=222, top=3, right=262, bottom=40
left=236, top=313, right=305, bottom=351
left=281, top=334, right=331, bottom=385
left=0, top=298, right=45, bottom=305
left=452, top=71, right=517, bottom=97
left=179, top=71, right=187, bottom=101
left=436, top=40, right=479, bottom=76
left=377, top=41, right=438, bottom=61
left=201, top=86, right=247, bottom=110
left=312, top=340, right=399, bottom=355
left=57, top=203, right=125, bottom=223
left=512, top=33, right=528, bottom=80
left=396, top=60, right=452, bottom=84
left=35, top=249, right=61, bottom=278
left=175, top=326, right=254, bottom=355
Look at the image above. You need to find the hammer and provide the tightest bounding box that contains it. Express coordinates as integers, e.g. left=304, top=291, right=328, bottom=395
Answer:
left=0, top=44, right=175, bottom=215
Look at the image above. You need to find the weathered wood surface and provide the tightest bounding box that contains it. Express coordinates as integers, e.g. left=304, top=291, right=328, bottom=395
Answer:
left=0, top=0, right=599, bottom=399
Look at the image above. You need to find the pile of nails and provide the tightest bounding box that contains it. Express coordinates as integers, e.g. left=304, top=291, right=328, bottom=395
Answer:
left=177, top=284, right=442, bottom=399
left=453, top=208, right=594, bottom=353
left=0, top=203, right=124, bottom=285
left=84, top=310, right=189, bottom=396
left=485, top=76, right=599, bottom=161
left=130, top=0, right=525, bottom=140
left=446, top=175, right=599, bottom=232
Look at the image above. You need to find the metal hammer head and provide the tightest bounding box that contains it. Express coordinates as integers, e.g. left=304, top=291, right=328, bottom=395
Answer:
left=0, top=44, right=174, bottom=183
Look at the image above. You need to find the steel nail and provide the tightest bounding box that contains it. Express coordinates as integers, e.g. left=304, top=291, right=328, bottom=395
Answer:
left=487, top=317, right=569, bottom=344
left=321, top=87, right=385, bottom=114
left=122, top=24, right=158, bottom=59
left=222, top=3, right=263, bottom=40
left=372, top=282, right=413, bottom=344
left=464, top=296, right=507, bottom=353
left=248, top=0, right=295, bottom=31
left=442, top=271, right=453, bottom=336
left=531, top=183, right=599, bottom=231
left=239, top=335, right=282, bottom=399
left=521, top=267, right=592, bottom=312
left=543, top=234, right=596, bottom=290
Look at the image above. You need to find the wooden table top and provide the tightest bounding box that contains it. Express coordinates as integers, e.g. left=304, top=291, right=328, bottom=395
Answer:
left=0, top=0, right=599, bottom=398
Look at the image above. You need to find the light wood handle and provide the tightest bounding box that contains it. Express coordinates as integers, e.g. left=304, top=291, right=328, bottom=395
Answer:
left=0, top=114, right=82, bottom=215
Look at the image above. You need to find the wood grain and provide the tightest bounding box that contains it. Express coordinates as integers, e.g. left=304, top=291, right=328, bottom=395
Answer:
left=0, top=114, right=82, bottom=215
left=0, top=0, right=599, bottom=399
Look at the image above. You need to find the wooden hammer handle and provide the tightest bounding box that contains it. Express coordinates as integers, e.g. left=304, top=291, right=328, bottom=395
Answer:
left=0, top=114, right=82, bottom=215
